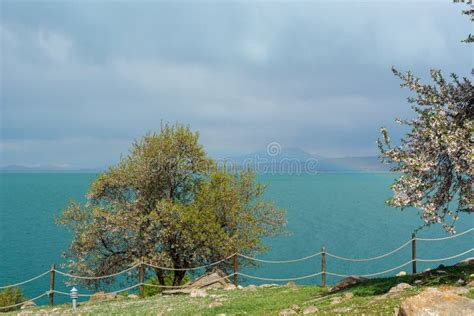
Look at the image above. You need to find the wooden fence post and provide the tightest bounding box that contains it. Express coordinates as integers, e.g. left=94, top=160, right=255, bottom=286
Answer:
left=412, top=233, right=417, bottom=274
left=139, top=262, right=145, bottom=297
left=49, top=264, right=55, bottom=306
left=233, top=254, right=238, bottom=287
left=321, top=246, right=326, bottom=287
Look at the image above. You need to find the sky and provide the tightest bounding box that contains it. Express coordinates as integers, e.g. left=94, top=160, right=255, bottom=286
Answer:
left=0, top=0, right=472, bottom=169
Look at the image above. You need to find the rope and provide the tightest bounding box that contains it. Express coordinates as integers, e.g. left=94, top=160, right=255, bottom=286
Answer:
left=0, top=270, right=50, bottom=289
left=52, top=283, right=143, bottom=297
left=326, top=240, right=412, bottom=262
left=326, top=260, right=414, bottom=278
left=416, top=228, right=474, bottom=241
left=143, top=254, right=235, bottom=271
left=237, top=271, right=322, bottom=282
left=237, top=252, right=322, bottom=264
left=417, top=248, right=474, bottom=262
left=0, top=291, right=49, bottom=310
left=55, top=264, right=140, bottom=280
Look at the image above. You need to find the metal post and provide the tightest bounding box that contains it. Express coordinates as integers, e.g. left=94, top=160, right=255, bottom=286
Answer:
left=70, top=287, right=78, bottom=311
left=139, top=262, right=145, bottom=298
left=49, top=264, right=55, bottom=306
left=321, top=246, right=326, bottom=287
left=233, top=254, right=238, bottom=287
left=412, top=233, right=417, bottom=274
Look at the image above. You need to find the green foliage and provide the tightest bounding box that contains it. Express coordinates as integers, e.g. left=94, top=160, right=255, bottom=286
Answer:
left=144, top=274, right=190, bottom=297
left=57, top=123, right=286, bottom=288
left=0, top=287, right=25, bottom=312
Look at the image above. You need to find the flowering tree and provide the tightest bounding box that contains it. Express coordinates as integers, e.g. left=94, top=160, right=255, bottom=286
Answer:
left=378, top=69, right=473, bottom=233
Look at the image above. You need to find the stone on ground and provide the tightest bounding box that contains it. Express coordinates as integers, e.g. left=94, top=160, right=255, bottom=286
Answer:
left=244, top=284, right=257, bottom=291
left=224, top=284, right=236, bottom=291
left=189, top=288, right=207, bottom=298
left=388, top=283, right=413, bottom=295
left=259, top=284, right=279, bottom=288
left=398, top=287, right=474, bottom=316
left=187, top=269, right=231, bottom=289
left=279, top=308, right=297, bottom=315
left=286, top=281, right=296, bottom=287
left=20, top=301, right=36, bottom=309
left=289, top=304, right=300, bottom=312
left=396, top=271, right=407, bottom=277
left=89, top=291, right=117, bottom=301
left=302, top=306, right=319, bottom=314
left=329, top=276, right=366, bottom=293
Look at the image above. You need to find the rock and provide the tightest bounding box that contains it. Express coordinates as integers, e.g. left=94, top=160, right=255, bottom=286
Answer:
left=396, top=271, right=407, bottom=277
left=330, top=296, right=342, bottom=305
left=20, top=301, right=36, bottom=309
left=457, top=279, right=467, bottom=286
left=398, top=287, right=474, bottom=316
left=224, top=284, right=236, bottom=291
left=259, top=284, right=279, bottom=288
left=388, top=283, right=413, bottom=295
left=237, top=285, right=243, bottom=289
left=343, top=292, right=354, bottom=299
left=469, top=280, right=474, bottom=287
left=245, top=284, right=257, bottom=291
left=433, top=269, right=447, bottom=275
left=413, top=280, right=423, bottom=285
left=89, top=291, right=117, bottom=301
left=187, top=269, right=232, bottom=289
left=456, top=257, right=474, bottom=266
left=445, top=286, right=469, bottom=295
left=423, top=268, right=431, bottom=273
left=208, top=302, right=223, bottom=308
left=302, top=306, right=319, bottom=314
left=290, top=304, right=300, bottom=312
left=279, top=308, right=297, bottom=315
left=127, top=294, right=139, bottom=299
left=190, top=288, right=207, bottom=298
left=286, top=281, right=296, bottom=287
left=329, top=276, right=366, bottom=293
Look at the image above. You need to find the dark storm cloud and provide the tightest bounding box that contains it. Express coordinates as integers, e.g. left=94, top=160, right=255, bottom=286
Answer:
left=0, top=0, right=471, bottom=167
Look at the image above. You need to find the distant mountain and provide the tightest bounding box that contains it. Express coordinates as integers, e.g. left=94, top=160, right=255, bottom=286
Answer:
left=317, top=156, right=391, bottom=172
left=0, top=164, right=101, bottom=173
left=219, top=148, right=391, bottom=173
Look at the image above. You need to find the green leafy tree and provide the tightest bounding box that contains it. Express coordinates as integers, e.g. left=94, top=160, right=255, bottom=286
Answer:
left=57, top=123, right=286, bottom=287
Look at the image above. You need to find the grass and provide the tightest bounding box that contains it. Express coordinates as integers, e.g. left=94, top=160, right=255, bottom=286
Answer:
left=5, top=263, right=473, bottom=315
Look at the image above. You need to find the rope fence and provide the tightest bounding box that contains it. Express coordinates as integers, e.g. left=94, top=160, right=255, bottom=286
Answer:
left=1, top=227, right=472, bottom=310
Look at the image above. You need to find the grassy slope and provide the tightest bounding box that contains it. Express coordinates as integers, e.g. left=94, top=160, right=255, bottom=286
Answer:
left=7, top=263, right=474, bottom=315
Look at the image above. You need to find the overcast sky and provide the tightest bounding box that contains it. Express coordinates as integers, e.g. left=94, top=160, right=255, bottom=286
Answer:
left=0, top=0, right=471, bottom=168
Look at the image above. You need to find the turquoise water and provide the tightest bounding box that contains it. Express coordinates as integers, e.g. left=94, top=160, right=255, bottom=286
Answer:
left=1, top=173, right=472, bottom=305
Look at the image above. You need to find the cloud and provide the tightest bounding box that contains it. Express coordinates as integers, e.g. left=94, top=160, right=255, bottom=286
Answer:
left=0, top=1, right=471, bottom=167
left=37, top=29, right=73, bottom=63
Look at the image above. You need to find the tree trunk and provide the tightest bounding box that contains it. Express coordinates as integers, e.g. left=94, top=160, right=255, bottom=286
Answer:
left=154, top=267, right=166, bottom=286
left=173, top=270, right=186, bottom=286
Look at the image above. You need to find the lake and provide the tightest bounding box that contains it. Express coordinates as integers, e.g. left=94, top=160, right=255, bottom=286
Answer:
left=1, top=172, right=472, bottom=305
